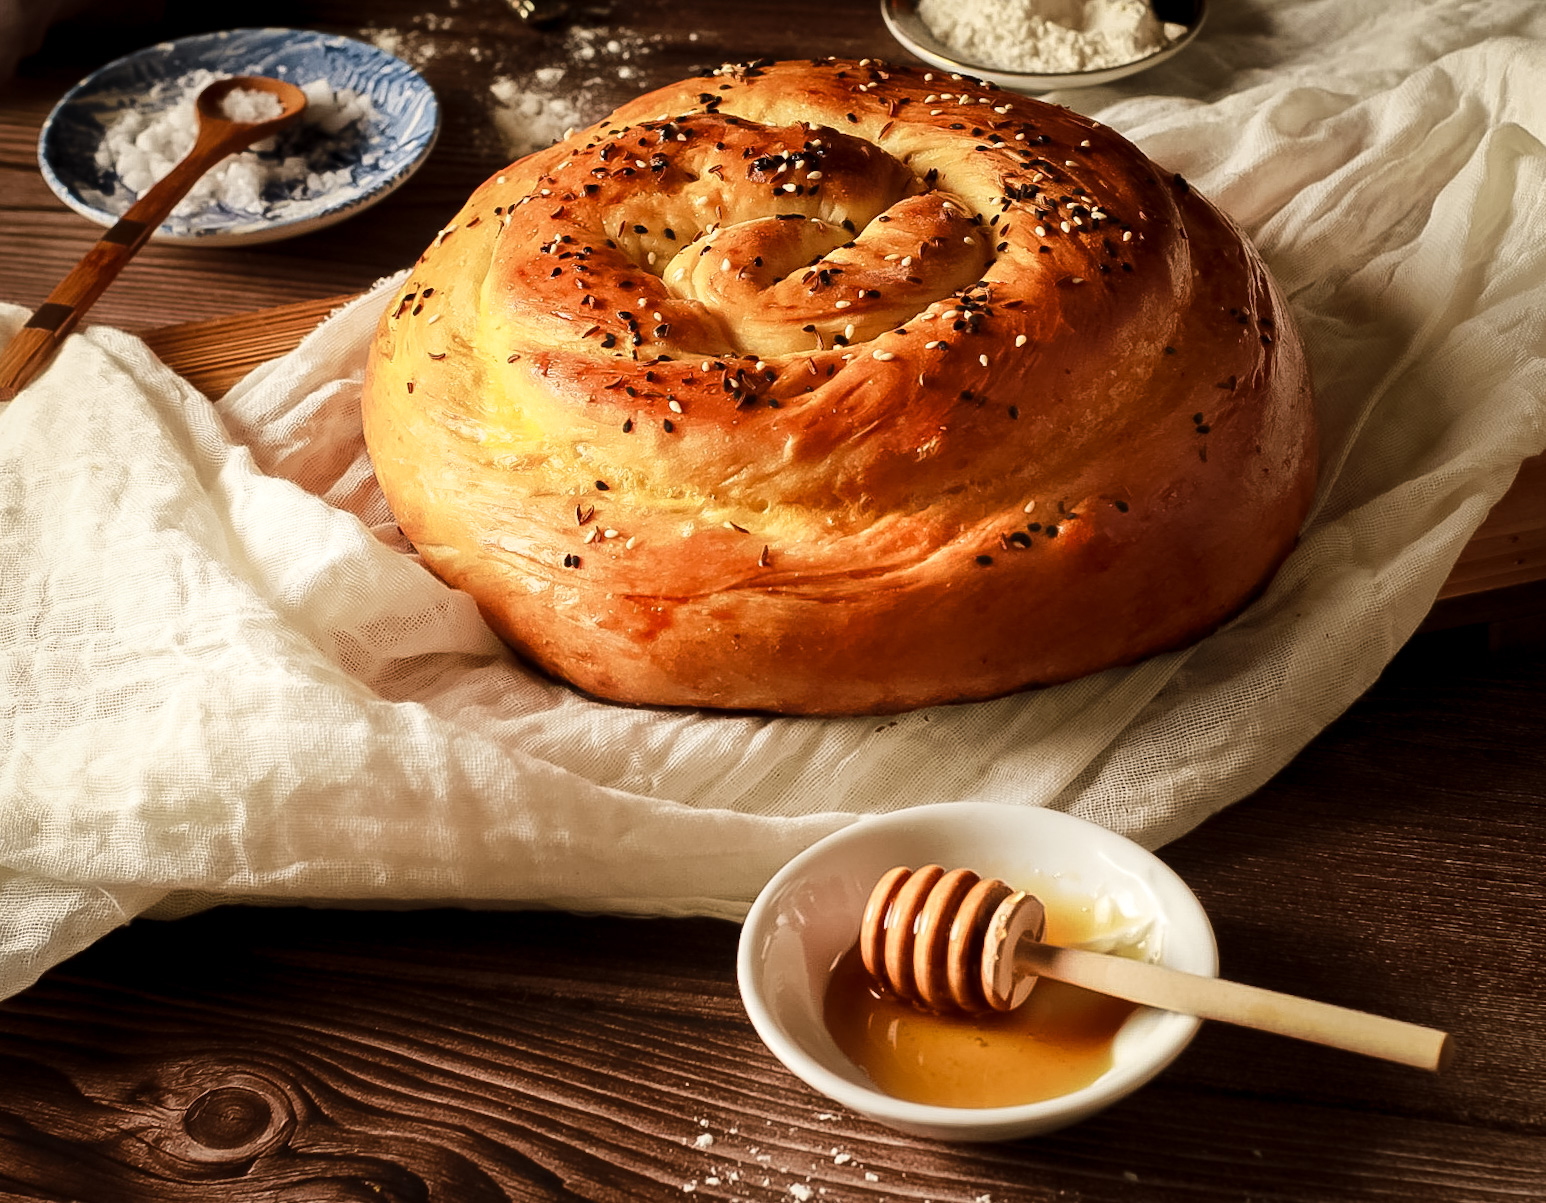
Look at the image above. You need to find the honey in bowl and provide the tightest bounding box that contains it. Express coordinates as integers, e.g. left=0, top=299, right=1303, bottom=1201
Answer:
left=824, top=883, right=1150, bottom=1108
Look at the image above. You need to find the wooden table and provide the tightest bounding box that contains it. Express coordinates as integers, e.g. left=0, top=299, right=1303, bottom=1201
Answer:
left=2, top=3, right=1544, bottom=1199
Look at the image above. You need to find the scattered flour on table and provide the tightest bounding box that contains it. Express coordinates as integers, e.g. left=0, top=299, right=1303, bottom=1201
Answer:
left=488, top=25, right=684, bottom=159
left=917, top=0, right=1187, bottom=74
left=87, top=68, right=376, bottom=229
left=366, top=18, right=700, bottom=162
left=489, top=70, right=586, bottom=160
left=365, top=26, right=442, bottom=71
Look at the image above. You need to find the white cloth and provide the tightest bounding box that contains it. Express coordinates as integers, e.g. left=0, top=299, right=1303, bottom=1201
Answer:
left=2, top=0, right=1545, bottom=1001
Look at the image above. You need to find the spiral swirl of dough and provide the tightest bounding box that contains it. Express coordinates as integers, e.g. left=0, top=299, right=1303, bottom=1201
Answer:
left=363, top=59, right=1317, bottom=714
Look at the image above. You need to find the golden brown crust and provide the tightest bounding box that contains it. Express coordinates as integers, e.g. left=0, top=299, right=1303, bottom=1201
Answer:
left=362, top=58, right=1318, bottom=715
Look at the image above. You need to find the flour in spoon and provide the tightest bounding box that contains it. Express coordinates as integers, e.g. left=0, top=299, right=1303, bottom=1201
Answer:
left=918, top=0, right=1186, bottom=75
left=86, top=68, right=377, bottom=228
left=216, top=87, right=284, bottom=123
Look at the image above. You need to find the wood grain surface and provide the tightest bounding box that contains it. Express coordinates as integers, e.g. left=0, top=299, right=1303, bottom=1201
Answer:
left=2, top=2, right=1545, bottom=1200
left=1, top=628, right=1543, bottom=1201
left=140, top=292, right=358, bottom=396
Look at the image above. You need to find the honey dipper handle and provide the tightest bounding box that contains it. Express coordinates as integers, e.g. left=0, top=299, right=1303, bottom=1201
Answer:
left=1020, top=942, right=1453, bottom=1072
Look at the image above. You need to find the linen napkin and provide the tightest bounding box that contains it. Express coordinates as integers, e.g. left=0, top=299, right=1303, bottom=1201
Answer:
left=2, top=0, right=1544, bottom=1001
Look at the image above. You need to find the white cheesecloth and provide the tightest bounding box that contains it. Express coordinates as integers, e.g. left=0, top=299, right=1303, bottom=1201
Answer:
left=1, top=0, right=1544, bottom=999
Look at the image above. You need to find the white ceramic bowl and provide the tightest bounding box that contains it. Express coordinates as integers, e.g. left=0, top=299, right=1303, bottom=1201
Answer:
left=880, top=0, right=1208, bottom=92
left=737, top=802, right=1217, bottom=1141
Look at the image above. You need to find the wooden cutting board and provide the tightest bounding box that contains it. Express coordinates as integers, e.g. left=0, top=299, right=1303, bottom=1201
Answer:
left=139, top=297, right=1546, bottom=624
left=141, top=294, right=356, bottom=397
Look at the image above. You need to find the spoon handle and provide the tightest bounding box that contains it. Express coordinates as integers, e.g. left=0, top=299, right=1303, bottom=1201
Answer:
left=0, top=123, right=261, bottom=403
left=0, top=71, right=307, bottom=404
left=0, top=222, right=152, bottom=404
left=1021, top=941, right=1453, bottom=1071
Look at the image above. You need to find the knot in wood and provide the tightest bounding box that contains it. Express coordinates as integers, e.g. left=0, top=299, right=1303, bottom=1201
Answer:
left=184, top=1086, right=272, bottom=1150
left=169, top=1074, right=295, bottom=1164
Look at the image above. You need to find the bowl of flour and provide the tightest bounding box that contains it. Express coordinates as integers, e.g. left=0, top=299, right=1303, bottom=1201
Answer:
left=39, top=28, right=440, bottom=245
left=882, top=0, right=1205, bottom=90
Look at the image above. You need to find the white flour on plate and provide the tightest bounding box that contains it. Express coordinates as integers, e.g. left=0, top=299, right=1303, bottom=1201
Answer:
left=87, top=68, right=376, bottom=227
left=918, top=0, right=1186, bottom=74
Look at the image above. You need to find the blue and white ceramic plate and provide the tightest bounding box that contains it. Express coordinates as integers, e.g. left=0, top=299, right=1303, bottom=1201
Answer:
left=39, top=27, right=439, bottom=245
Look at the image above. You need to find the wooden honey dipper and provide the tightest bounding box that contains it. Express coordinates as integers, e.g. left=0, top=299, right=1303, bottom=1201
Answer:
left=860, top=866, right=1453, bottom=1072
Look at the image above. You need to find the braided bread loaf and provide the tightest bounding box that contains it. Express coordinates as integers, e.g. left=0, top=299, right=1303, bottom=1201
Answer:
left=362, top=59, right=1317, bottom=715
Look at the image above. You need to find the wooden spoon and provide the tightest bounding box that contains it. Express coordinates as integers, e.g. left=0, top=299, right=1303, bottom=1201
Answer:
left=0, top=75, right=307, bottom=403
left=860, top=865, right=1453, bottom=1072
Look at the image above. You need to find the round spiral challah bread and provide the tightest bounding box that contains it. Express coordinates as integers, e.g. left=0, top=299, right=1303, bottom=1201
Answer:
left=362, top=58, right=1317, bottom=715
